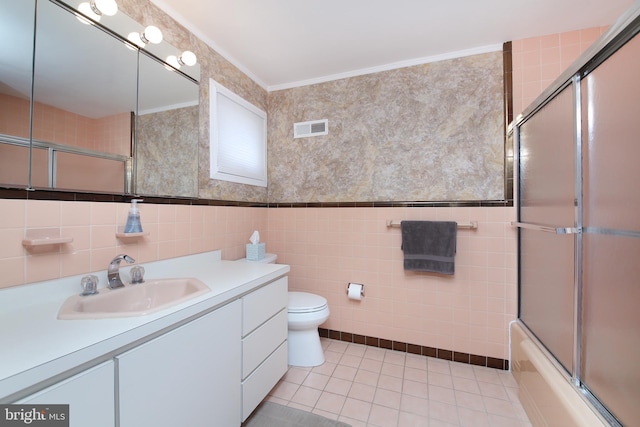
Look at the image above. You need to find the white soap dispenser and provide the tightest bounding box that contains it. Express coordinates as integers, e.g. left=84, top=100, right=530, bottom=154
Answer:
left=124, top=199, right=143, bottom=233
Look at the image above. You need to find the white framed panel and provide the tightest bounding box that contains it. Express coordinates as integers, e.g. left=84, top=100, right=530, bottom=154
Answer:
left=209, top=79, right=267, bottom=187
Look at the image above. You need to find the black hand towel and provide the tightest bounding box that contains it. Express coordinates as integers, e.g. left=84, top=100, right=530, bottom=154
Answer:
left=400, top=221, right=457, bottom=275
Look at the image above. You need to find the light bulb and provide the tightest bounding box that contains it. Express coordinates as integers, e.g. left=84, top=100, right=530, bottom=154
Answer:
left=91, top=0, right=118, bottom=17
left=166, top=55, right=181, bottom=69
left=141, top=26, right=163, bottom=44
left=127, top=32, right=145, bottom=48
left=179, top=51, right=197, bottom=67
left=78, top=2, right=100, bottom=22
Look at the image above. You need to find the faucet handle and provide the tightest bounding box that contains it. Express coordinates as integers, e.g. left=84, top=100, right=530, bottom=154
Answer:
left=130, top=266, right=145, bottom=284
left=80, top=275, right=99, bottom=296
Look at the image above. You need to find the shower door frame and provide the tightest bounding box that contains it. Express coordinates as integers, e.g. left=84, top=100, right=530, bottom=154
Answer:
left=512, top=5, right=640, bottom=426
left=514, top=77, right=581, bottom=377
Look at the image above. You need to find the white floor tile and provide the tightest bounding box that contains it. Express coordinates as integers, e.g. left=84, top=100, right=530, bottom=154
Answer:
left=266, top=338, right=532, bottom=427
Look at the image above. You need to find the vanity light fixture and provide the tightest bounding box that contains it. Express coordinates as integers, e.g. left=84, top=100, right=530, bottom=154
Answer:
left=141, top=25, right=163, bottom=44
left=127, top=25, right=163, bottom=48
left=179, top=50, right=197, bottom=66
left=166, top=51, right=197, bottom=69
left=127, top=32, right=145, bottom=47
left=77, top=2, right=101, bottom=22
left=90, top=0, right=118, bottom=17
left=77, top=0, right=117, bottom=24
left=166, top=55, right=180, bottom=69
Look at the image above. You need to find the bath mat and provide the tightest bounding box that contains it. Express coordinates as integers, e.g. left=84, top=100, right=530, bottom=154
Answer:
left=242, top=401, right=351, bottom=427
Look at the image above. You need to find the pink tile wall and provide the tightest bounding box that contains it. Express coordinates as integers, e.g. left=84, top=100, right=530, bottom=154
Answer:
left=265, top=207, right=518, bottom=360
left=0, top=199, right=266, bottom=290
left=0, top=94, right=30, bottom=138
left=512, top=26, right=608, bottom=118
left=1, top=199, right=518, bottom=360
left=0, top=94, right=131, bottom=155
left=93, top=113, right=132, bottom=156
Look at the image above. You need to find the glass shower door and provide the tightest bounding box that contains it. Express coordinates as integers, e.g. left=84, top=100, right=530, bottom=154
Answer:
left=517, top=85, right=577, bottom=373
left=580, top=32, right=640, bottom=426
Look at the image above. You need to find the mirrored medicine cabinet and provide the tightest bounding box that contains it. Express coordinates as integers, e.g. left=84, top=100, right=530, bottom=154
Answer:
left=0, top=0, right=200, bottom=198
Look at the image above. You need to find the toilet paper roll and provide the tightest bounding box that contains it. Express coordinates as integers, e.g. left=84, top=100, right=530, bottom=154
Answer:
left=347, top=283, right=363, bottom=301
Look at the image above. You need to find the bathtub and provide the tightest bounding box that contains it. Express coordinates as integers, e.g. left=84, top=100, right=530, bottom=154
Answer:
left=510, top=321, right=610, bottom=427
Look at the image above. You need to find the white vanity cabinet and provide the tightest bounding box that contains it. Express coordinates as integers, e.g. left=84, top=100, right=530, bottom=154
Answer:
left=117, top=300, right=242, bottom=427
left=241, top=277, right=288, bottom=421
left=2, top=253, right=290, bottom=427
left=17, top=361, right=115, bottom=427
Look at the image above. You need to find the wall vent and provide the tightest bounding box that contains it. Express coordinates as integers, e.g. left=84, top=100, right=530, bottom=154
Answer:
left=294, top=119, right=328, bottom=138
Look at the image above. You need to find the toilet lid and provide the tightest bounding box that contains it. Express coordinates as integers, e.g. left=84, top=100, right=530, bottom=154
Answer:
left=288, top=292, right=328, bottom=313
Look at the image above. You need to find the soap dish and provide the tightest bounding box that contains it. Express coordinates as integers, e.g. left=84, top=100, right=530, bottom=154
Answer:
left=116, top=231, right=149, bottom=238
left=22, top=228, right=74, bottom=247
left=23, top=236, right=74, bottom=247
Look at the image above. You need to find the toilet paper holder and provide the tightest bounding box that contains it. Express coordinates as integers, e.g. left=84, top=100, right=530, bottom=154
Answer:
left=346, top=282, right=365, bottom=297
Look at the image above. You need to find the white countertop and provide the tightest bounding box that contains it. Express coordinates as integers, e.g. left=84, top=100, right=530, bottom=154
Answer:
left=0, top=251, right=289, bottom=401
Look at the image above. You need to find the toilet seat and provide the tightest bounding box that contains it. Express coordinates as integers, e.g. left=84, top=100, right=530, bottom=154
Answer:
left=288, top=292, right=328, bottom=314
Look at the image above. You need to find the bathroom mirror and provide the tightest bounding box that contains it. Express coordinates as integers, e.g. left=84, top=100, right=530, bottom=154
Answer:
left=136, top=52, right=199, bottom=197
left=0, top=0, right=200, bottom=196
left=32, top=0, right=138, bottom=192
left=0, top=0, right=36, bottom=188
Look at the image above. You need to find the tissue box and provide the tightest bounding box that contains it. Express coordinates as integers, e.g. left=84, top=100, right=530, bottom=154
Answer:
left=246, top=243, right=265, bottom=260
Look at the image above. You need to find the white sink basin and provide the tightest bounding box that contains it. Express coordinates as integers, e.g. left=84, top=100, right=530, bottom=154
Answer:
left=58, top=278, right=211, bottom=319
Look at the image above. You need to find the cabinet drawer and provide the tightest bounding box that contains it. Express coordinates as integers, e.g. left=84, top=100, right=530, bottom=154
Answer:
left=241, top=341, right=288, bottom=421
left=242, top=277, right=287, bottom=336
left=242, top=308, right=287, bottom=379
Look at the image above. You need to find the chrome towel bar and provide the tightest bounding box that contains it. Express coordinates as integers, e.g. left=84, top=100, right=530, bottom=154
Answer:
left=386, top=220, right=478, bottom=229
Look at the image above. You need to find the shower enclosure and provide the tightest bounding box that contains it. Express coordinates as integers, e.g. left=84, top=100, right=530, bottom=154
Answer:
left=513, top=5, right=640, bottom=426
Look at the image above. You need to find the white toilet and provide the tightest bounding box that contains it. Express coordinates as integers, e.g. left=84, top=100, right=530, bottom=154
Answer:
left=287, top=291, right=330, bottom=367
left=237, top=253, right=330, bottom=367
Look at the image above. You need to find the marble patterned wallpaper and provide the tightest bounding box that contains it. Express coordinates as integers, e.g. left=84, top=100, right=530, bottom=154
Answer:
left=137, top=106, right=199, bottom=197
left=268, top=52, right=505, bottom=203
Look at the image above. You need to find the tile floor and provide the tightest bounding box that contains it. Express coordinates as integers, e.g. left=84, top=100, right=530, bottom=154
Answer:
left=265, top=338, right=533, bottom=427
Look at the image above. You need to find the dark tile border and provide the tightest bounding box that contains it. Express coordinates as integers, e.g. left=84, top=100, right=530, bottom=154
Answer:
left=268, top=200, right=513, bottom=208
left=503, top=42, right=515, bottom=206
left=319, top=328, right=509, bottom=371
left=503, top=41, right=514, bottom=131
left=0, top=187, right=270, bottom=207
left=0, top=187, right=514, bottom=208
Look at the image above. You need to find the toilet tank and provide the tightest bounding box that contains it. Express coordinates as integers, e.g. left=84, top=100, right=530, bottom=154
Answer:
left=236, top=253, right=277, bottom=264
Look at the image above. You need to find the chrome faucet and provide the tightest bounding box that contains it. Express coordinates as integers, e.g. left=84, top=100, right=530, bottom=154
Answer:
left=107, top=254, right=135, bottom=289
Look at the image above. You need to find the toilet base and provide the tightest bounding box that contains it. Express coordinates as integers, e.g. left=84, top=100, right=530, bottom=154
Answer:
left=287, top=328, right=325, bottom=367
